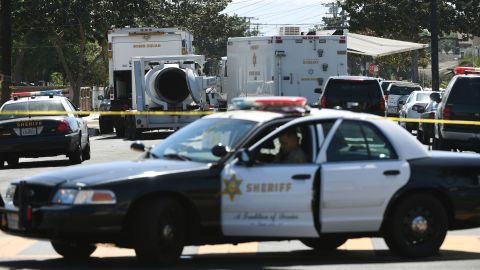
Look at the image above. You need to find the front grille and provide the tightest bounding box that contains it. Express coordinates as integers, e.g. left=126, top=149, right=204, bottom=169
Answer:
left=13, top=184, right=55, bottom=207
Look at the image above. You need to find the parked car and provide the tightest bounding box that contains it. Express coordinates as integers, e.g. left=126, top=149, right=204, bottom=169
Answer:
left=416, top=100, right=439, bottom=145
left=386, top=82, right=422, bottom=116
left=431, top=75, right=480, bottom=152
left=0, top=90, right=91, bottom=167
left=398, top=90, right=432, bottom=132
left=2, top=96, right=480, bottom=265
left=319, top=76, right=386, bottom=116
left=380, top=80, right=401, bottom=94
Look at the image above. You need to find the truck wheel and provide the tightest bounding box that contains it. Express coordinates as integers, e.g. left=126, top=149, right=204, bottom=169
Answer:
left=114, top=118, right=125, bottom=137
left=99, top=117, right=113, bottom=134
left=69, top=142, right=83, bottom=164
left=301, top=236, right=347, bottom=251
left=133, top=198, right=186, bottom=266
left=416, top=130, right=424, bottom=144
left=51, top=240, right=96, bottom=260
left=384, top=194, right=448, bottom=258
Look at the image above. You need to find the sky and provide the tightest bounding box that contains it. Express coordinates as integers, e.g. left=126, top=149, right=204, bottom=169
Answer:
left=222, top=0, right=331, bottom=36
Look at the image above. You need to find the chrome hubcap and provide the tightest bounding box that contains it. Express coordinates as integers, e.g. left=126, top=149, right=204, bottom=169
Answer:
left=411, top=216, right=428, bottom=234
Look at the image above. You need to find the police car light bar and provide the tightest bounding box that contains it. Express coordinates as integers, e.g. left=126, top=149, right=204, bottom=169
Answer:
left=454, top=66, right=480, bottom=75
left=231, top=96, right=308, bottom=113
left=11, top=89, right=64, bottom=98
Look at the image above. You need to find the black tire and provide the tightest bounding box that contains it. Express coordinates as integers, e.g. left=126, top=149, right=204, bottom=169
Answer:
left=82, top=140, right=91, bottom=160
left=69, top=142, right=83, bottom=164
left=416, top=130, right=424, bottom=144
left=432, top=137, right=449, bottom=151
left=51, top=240, right=96, bottom=260
left=384, top=194, right=448, bottom=258
left=114, top=117, right=125, bottom=137
left=125, top=116, right=139, bottom=140
left=6, top=157, right=19, bottom=167
left=301, top=236, right=347, bottom=251
left=0, top=160, right=4, bottom=169
left=99, top=116, right=114, bottom=134
left=133, top=198, right=186, bottom=266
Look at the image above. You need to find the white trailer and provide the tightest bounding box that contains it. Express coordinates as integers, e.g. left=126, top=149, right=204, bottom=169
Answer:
left=101, top=27, right=195, bottom=136
left=224, top=32, right=348, bottom=105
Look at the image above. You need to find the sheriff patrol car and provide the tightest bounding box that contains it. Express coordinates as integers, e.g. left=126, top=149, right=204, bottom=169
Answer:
left=1, top=97, right=480, bottom=265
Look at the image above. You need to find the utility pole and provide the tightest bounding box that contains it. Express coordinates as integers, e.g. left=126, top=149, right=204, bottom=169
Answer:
left=430, top=0, right=439, bottom=91
left=1, top=0, right=12, bottom=104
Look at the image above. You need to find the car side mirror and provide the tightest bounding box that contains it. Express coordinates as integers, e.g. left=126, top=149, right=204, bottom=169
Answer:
left=430, top=92, right=442, bottom=103
left=398, top=100, right=405, bottom=106
left=211, top=144, right=230, bottom=157
left=130, top=141, right=146, bottom=152
left=417, top=106, right=425, bottom=113
left=314, top=88, right=323, bottom=94
left=235, top=148, right=253, bottom=166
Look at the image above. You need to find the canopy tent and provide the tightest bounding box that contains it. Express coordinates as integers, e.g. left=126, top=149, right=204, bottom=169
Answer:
left=347, top=33, right=428, bottom=57
left=316, top=30, right=428, bottom=57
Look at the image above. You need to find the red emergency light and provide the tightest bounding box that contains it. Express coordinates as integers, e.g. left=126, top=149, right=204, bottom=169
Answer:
left=454, top=66, right=480, bottom=75
left=231, top=96, right=308, bottom=113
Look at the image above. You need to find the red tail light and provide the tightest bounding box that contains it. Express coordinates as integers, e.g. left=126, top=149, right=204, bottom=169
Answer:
left=320, top=96, right=326, bottom=108
left=57, top=120, right=71, bottom=133
left=379, top=97, right=386, bottom=111
left=443, top=106, right=452, bottom=120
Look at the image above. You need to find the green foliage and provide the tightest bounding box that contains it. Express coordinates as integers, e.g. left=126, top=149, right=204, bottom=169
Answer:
left=50, top=72, right=65, bottom=86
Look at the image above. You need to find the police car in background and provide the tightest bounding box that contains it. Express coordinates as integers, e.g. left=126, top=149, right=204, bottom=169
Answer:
left=1, top=97, right=480, bottom=265
left=0, top=90, right=91, bottom=168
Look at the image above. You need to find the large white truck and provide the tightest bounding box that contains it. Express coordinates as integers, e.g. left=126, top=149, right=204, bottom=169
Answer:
left=222, top=31, right=348, bottom=105
left=100, top=27, right=195, bottom=136
left=122, top=55, right=215, bottom=140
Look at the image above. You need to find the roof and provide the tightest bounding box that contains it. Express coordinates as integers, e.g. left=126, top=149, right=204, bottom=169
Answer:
left=329, top=75, right=378, bottom=81
left=316, top=31, right=428, bottom=58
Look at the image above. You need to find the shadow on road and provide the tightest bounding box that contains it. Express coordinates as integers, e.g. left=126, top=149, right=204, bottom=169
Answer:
left=0, top=249, right=479, bottom=270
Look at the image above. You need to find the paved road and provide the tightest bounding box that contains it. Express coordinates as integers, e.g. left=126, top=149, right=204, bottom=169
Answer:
left=0, top=132, right=479, bottom=269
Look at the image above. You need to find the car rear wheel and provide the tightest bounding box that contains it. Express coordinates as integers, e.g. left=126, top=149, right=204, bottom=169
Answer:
left=416, top=130, right=424, bottom=144
left=51, top=240, right=96, bottom=260
left=133, top=198, right=186, bottom=266
left=6, top=157, right=19, bottom=167
left=82, top=140, right=91, bottom=160
left=99, top=116, right=114, bottom=134
left=69, top=142, right=83, bottom=164
left=301, top=236, right=347, bottom=251
left=384, top=194, right=448, bottom=258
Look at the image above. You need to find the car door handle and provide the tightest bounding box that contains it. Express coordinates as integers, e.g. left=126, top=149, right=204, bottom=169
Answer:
left=292, top=174, right=311, bottom=180
left=384, top=170, right=400, bottom=176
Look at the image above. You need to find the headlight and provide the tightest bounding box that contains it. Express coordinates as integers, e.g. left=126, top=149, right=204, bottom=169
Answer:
left=4, top=185, right=16, bottom=204
left=52, top=189, right=116, bottom=205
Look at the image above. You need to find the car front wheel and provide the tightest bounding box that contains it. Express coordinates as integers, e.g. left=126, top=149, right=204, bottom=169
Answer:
left=133, top=198, right=186, bottom=266
left=51, top=240, right=96, bottom=260
left=301, top=236, right=347, bottom=251
left=384, top=194, right=448, bottom=258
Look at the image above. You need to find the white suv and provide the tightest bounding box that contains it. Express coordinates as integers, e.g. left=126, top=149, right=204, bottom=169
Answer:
left=386, top=82, right=423, bottom=116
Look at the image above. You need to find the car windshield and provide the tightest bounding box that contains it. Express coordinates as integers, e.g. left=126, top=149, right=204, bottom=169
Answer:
left=416, top=93, right=431, bottom=102
left=390, top=85, right=421, bottom=95
left=448, top=77, right=480, bottom=105
left=150, top=118, right=257, bottom=163
left=0, top=100, right=66, bottom=120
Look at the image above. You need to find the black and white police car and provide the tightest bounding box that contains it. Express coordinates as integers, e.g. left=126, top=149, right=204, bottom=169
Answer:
left=0, top=90, right=91, bottom=167
left=1, top=97, right=480, bottom=265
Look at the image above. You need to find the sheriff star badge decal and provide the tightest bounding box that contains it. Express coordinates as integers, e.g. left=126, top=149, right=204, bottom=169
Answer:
left=223, top=174, right=243, bottom=202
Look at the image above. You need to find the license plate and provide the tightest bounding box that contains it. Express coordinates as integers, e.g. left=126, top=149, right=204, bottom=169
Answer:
left=6, top=213, right=19, bottom=230
left=346, top=102, right=359, bottom=108
left=21, top=127, right=37, bottom=136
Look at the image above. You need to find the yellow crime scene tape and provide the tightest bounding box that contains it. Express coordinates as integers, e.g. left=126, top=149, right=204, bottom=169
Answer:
left=1, top=110, right=480, bottom=126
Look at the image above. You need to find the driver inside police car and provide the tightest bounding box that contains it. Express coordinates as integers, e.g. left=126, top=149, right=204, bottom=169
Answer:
left=274, top=129, right=307, bottom=163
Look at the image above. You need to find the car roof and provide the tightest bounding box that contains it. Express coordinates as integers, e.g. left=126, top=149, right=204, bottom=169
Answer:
left=3, top=95, right=66, bottom=106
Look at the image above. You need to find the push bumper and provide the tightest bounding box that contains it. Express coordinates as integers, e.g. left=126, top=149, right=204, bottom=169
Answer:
left=0, top=190, right=123, bottom=242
